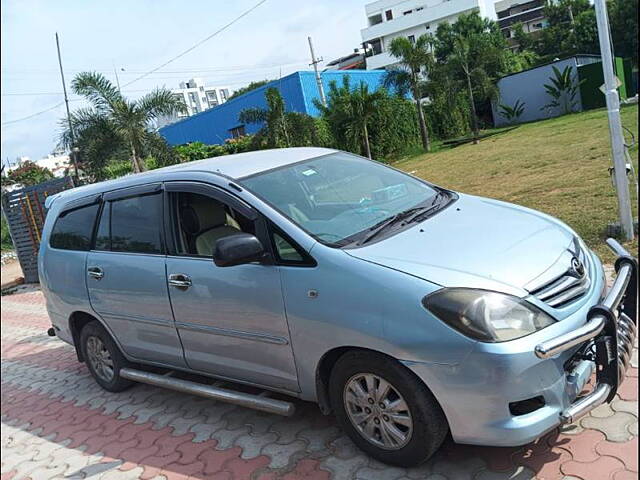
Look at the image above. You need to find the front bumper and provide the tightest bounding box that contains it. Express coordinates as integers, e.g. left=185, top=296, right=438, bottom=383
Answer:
left=404, top=238, right=637, bottom=446
left=534, top=238, right=637, bottom=424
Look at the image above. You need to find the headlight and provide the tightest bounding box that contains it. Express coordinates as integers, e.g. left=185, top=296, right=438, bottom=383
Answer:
left=423, top=288, right=556, bottom=342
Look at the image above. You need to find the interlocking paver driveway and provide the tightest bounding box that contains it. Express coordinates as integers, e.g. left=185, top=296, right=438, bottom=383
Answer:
left=1, top=285, right=637, bottom=480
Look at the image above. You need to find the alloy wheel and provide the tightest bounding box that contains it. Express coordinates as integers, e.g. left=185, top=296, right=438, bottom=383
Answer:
left=86, top=335, right=115, bottom=382
left=343, top=373, right=413, bottom=450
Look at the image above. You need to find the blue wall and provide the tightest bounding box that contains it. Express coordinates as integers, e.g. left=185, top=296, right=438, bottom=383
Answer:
left=159, top=70, right=388, bottom=146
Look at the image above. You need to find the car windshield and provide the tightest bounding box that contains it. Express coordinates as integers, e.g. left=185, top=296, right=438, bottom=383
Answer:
left=241, top=152, right=444, bottom=246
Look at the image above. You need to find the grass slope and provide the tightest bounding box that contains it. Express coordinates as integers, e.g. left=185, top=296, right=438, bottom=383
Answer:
left=395, top=105, right=639, bottom=263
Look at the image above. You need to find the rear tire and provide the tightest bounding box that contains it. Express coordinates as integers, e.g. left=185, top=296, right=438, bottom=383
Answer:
left=80, top=321, right=133, bottom=392
left=329, top=350, right=448, bottom=467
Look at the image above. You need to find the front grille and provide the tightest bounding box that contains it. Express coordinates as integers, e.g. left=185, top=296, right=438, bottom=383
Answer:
left=528, top=238, right=591, bottom=308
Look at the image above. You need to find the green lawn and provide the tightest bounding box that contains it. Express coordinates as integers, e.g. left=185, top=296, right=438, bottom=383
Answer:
left=394, top=105, right=639, bottom=263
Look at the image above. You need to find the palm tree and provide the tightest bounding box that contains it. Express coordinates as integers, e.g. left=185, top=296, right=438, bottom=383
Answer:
left=238, top=88, right=290, bottom=148
left=449, top=36, right=480, bottom=143
left=314, top=77, right=384, bottom=158
left=60, top=72, right=186, bottom=173
left=387, top=35, right=434, bottom=152
left=345, top=82, right=384, bottom=159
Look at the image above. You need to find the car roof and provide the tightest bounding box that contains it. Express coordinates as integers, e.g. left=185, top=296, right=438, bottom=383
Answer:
left=47, top=147, right=338, bottom=209
left=162, top=146, right=337, bottom=179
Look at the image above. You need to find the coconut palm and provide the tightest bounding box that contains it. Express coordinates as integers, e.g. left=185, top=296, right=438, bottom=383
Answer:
left=59, top=72, right=186, bottom=173
left=387, top=35, right=435, bottom=152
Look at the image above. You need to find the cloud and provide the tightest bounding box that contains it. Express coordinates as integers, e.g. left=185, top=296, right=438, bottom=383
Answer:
left=1, top=0, right=368, bottom=162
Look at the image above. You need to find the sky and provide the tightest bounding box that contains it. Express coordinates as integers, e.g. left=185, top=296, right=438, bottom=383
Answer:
left=0, top=0, right=366, bottom=166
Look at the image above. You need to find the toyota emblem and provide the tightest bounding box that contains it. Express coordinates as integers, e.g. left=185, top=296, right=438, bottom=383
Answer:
left=571, top=257, right=585, bottom=277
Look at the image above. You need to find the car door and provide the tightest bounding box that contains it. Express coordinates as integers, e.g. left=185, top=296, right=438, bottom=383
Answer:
left=86, top=183, right=187, bottom=367
left=163, top=181, right=299, bottom=392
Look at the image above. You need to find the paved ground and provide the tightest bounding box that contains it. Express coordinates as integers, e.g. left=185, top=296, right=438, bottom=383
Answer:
left=1, top=287, right=637, bottom=480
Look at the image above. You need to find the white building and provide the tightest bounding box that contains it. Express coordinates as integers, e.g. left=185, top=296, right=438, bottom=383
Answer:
left=156, top=78, right=232, bottom=128
left=361, top=0, right=547, bottom=70
left=5, top=152, right=70, bottom=178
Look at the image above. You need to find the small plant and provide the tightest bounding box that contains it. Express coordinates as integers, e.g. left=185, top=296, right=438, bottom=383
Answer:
left=541, top=66, right=583, bottom=115
left=498, top=99, right=526, bottom=123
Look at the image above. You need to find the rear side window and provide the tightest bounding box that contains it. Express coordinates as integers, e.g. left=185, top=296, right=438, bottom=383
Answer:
left=50, top=203, right=100, bottom=251
left=110, top=193, right=163, bottom=254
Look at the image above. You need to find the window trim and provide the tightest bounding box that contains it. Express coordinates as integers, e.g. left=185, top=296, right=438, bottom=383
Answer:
left=91, top=200, right=111, bottom=251
left=103, top=183, right=162, bottom=202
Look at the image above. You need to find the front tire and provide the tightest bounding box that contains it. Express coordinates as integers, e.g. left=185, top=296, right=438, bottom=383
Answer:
left=329, top=351, right=448, bottom=467
left=80, top=321, right=133, bottom=392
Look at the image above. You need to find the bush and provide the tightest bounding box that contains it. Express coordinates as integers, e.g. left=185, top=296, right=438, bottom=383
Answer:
left=368, top=96, right=421, bottom=159
left=1, top=214, right=13, bottom=252
left=174, top=136, right=254, bottom=163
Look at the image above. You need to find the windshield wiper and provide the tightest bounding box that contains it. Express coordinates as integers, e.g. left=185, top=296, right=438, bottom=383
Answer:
left=357, top=192, right=449, bottom=246
left=357, top=206, right=430, bottom=246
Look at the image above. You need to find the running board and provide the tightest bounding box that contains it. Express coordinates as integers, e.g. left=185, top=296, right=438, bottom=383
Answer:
left=119, top=368, right=295, bottom=417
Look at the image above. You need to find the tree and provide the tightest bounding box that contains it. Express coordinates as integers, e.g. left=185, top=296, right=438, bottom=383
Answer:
left=434, top=13, right=507, bottom=142
left=608, top=0, right=639, bottom=66
left=541, top=65, right=583, bottom=115
left=239, top=88, right=331, bottom=150
left=228, top=80, right=271, bottom=100
left=346, top=82, right=385, bottom=159
left=3, top=161, right=54, bottom=187
left=239, top=88, right=291, bottom=149
left=59, top=72, right=185, bottom=176
left=387, top=35, right=435, bottom=151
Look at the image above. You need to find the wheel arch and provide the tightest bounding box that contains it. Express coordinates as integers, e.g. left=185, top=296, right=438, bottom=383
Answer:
left=315, top=346, right=407, bottom=415
left=68, top=310, right=114, bottom=362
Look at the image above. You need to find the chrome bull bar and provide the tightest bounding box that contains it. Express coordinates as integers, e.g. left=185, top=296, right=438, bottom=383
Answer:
left=535, top=238, right=638, bottom=424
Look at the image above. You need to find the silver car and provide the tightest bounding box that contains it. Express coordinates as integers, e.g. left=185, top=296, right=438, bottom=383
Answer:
left=39, top=147, right=637, bottom=466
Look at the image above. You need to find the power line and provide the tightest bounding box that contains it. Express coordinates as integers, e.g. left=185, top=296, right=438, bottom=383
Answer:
left=1, top=59, right=307, bottom=76
left=122, top=0, right=268, bottom=88
left=1, top=102, right=65, bottom=125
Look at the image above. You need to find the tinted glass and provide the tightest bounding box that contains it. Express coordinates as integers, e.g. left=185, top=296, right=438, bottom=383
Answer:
left=273, top=231, right=305, bottom=263
left=110, top=193, right=162, bottom=254
left=241, top=152, right=439, bottom=245
left=50, top=203, right=99, bottom=251
left=94, top=203, right=110, bottom=251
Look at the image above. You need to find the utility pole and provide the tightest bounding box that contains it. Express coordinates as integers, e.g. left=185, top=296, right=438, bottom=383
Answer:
left=55, top=32, right=79, bottom=181
left=594, top=0, right=634, bottom=241
left=113, top=62, right=122, bottom=92
left=308, top=36, right=326, bottom=107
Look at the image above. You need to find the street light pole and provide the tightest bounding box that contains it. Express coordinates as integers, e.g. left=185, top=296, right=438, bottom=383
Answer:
left=593, top=0, right=634, bottom=241
left=55, top=32, right=79, bottom=181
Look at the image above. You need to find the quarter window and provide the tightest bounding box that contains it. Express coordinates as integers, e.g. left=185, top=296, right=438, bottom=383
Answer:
left=110, top=193, right=163, bottom=254
left=50, top=203, right=99, bottom=251
left=272, top=230, right=308, bottom=264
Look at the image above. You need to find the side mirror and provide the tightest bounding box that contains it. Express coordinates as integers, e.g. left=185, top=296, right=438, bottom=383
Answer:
left=213, top=233, right=266, bottom=267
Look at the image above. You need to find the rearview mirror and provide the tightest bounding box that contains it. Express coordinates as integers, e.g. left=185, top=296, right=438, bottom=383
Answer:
left=213, top=233, right=266, bottom=267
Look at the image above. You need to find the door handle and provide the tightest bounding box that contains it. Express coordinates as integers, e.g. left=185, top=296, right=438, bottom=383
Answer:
left=87, top=266, right=104, bottom=280
left=168, top=273, right=192, bottom=289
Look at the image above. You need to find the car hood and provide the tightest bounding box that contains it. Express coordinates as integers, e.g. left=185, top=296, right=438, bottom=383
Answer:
left=345, top=194, right=575, bottom=296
